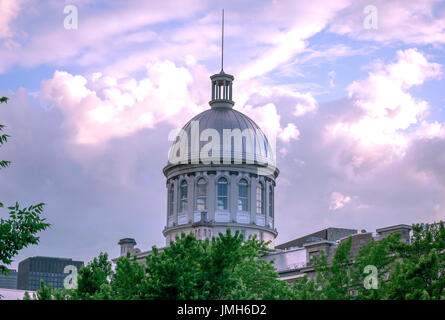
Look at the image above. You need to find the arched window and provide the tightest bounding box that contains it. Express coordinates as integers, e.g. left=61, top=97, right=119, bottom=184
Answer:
left=256, top=182, right=264, bottom=215
left=168, top=184, right=174, bottom=216
left=238, top=179, right=248, bottom=211
left=179, top=180, right=188, bottom=212
left=217, top=177, right=228, bottom=210
left=196, top=178, right=207, bottom=211
left=269, top=186, right=273, bottom=218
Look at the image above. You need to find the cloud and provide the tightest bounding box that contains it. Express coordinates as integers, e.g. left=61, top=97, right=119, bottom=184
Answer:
left=329, top=192, right=352, bottom=210
left=0, top=0, right=25, bottom=39
left=328, top=0, right=445, bottom=44
left=241, top=85, right=318, bottom=118
left=328, top=70, right=336, bottom=88
left=0, top=0, right=207, bottom=73
left=279, top=123, right=300, bottom=142
left=39, top=61, right=206, bottom=144
left=329, top=49, right=441, bottom=162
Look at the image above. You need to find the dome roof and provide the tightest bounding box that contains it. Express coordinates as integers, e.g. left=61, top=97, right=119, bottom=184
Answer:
left=183, top=107, right=263, bottom=141
left=166, top=106, right=275, bottom=168
left=165, top=69, right=276, bottom=173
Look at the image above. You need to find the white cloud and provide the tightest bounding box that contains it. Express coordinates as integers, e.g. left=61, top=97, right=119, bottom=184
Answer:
left=329, top=192, right=351, bottom=210
left=329, top=0, right=445, bottom=45
left=330, top=49, right=441, bottom=156
left=0, top=0, right=25, bottom=39
left=415, top=121, right=445, bottom=139
left=39, top=61, right=203, bottom=144
left=279, top=123, right=300, bottom=142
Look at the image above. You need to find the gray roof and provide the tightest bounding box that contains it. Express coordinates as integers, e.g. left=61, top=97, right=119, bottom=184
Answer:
left=167, top=106, right=274, bottom=166
left=275, top=227, right=359, bottom=250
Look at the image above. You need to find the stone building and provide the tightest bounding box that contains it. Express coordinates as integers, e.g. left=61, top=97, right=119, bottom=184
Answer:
left=161, top=66, right=278, bottom=248
left=262, top=224, right=412, bottom=281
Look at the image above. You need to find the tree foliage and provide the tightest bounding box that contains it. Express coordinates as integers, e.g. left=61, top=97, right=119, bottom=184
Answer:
left=37, top=230, right=293, bottom=300
left=291, top=222, right=445, bottom=300
left=35, top=222, right=444, bottom=300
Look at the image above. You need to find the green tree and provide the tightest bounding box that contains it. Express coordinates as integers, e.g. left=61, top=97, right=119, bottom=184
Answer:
left=386, top=222, right=445, bottom=300
left=23, top=291, right=31, bottom=300
left=141, top=230, right=291, bottom=300
left=290, top=275, right=321, bottom=300
left=0, top=97, right=50, bottom=275
left=293, top=222, right=445, bottom=300
left=110, top=253, right=146, bottom=299
left=140, top=232, right=214, bottom=299
left=36, top=280, right=53, bottom=300
left=76, top=252, right=113, bottom=299
left=40, top=230, right=292, bottom=300
left=311, top=238, right=353, bottom=300
left=349, top=233, right=401, bottom=299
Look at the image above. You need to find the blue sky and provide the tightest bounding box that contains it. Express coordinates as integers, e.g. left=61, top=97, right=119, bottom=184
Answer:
left=1, top=0, right=445, bottom=268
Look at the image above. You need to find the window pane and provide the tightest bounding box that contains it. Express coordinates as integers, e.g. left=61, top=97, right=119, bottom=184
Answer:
left=196, top=178, right=207, bottom=211
left=238, top=179, right=248, bottom=211
left=217, top=177, right=228, bottom=210
left=256, top=183, right=264, bottom=215
left=168, top=185, right=174, bottom=216
left=269, top=186, right=273, bottom=217
left=179, top=180, right=188, bottom=212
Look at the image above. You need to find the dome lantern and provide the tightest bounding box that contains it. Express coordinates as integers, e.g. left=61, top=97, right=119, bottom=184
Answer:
left=209, top=71, right=234, bottom=108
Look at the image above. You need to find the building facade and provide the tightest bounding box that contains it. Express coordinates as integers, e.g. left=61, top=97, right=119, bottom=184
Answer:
left=17, top=256, right=83, bottom=291
left=0, top=269, right=18, bottom=289
left=262, top=224, right=413, bottom=281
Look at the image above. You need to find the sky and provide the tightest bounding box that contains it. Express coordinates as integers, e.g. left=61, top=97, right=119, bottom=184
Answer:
left=1, top=0, right=445, bottom=268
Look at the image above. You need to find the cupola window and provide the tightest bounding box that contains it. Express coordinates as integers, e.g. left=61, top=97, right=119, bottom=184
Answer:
left=217, top=177, right=228, bottom=210
left=179, top=180, right=188, bottom=212
left=269, top=186, right=273, bottom=218
left=168, top=184, right=174, bottom=216
left=196, top=178, right=207, bottom=211
left=238, top=179, right=248, bottom=211
left=256, top=182, right=264, bottom=215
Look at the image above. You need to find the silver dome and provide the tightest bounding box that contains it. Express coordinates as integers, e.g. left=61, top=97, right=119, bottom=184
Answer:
left=167, top=107, right=275, bottom=167
left=165, top=70, right=276, bottom=172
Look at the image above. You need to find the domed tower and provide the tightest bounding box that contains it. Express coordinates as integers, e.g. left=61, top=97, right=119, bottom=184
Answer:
left=162, top=12, right=279, bottom=247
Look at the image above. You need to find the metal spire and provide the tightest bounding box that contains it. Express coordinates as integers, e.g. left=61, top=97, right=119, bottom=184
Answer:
left=221, top=9, right=224, bottom=72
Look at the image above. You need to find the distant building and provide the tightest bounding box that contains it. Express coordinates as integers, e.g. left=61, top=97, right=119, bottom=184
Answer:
left=262, top=224, right=413, bottom=282
left=17, top=256, right=83, bottom=291
left=0, top=269, right=18, bottom=289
